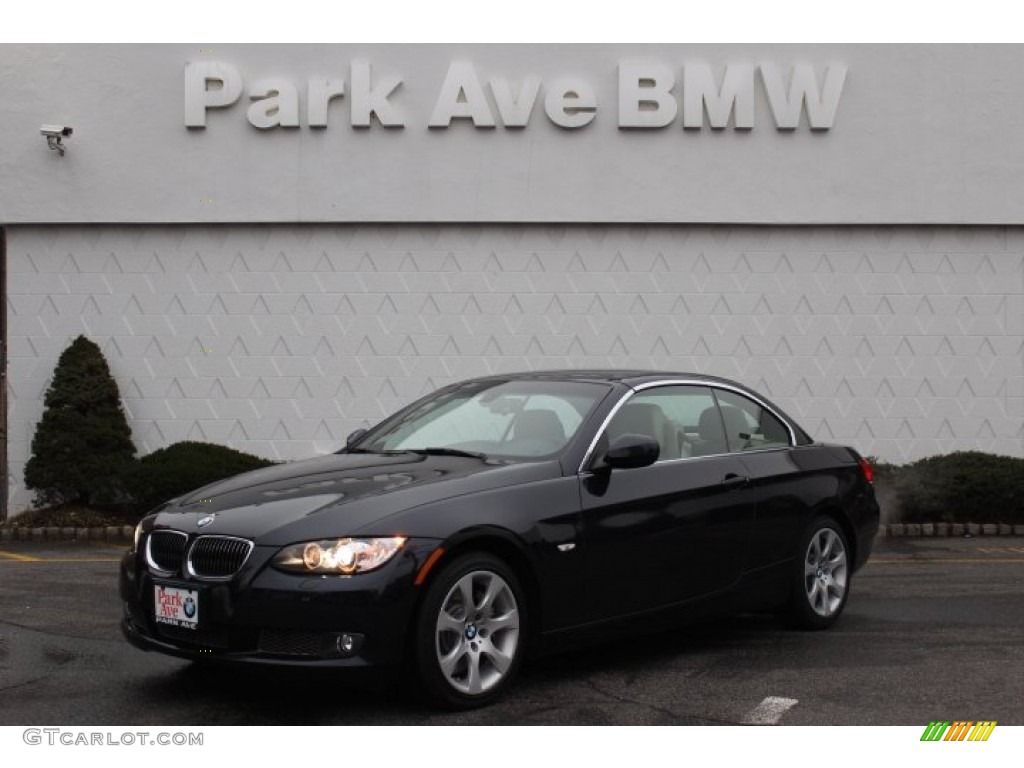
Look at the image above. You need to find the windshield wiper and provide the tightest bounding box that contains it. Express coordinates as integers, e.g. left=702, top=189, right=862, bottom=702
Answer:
left=346, top=446, right=490, bottom=460
left=342, top=448, right=409, bottom=454
left=407, top=447, right=490, bottom=460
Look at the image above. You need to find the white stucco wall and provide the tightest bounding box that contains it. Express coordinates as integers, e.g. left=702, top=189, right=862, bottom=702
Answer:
left=6, top=223, right=1022, bottom=512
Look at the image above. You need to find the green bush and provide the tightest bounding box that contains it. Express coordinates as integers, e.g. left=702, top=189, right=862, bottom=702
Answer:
left=24, top=335, right=136, bottom=507
left=128, top=441, right=277, bottom=513
left=874, top=451, right=1024, bottom=525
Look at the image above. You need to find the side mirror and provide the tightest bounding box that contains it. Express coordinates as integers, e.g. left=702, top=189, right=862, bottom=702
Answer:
left=596, top=434, right=660, bottom=470
left=346, top=428, right=368, bottom=447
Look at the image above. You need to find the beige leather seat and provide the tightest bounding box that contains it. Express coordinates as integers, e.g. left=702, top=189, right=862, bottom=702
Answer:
left=695, top=407, right=728, bottom=455
left=512, top=409, right=566, bottom=444
left=696, top=405, right=751, bottom=454
left=719, top=405, right=752, bottom=452
left=607, top=402, right=679, bottom=460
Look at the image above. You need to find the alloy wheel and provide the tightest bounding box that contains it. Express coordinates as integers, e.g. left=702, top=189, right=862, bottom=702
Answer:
left=434, top=570, right=521, bottom=695
left=803, top=527, right=848, bottom=617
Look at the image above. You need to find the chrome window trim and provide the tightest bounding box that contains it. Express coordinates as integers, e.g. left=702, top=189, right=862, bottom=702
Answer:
left=145, top=529, right=188, bottom=577
left=708, top=384, right=797, bottom=449
left=577, top=379, right=797, bottom=473
left=577, top=388, right=638, bottom=474
left=629, top=444, right=792, bottom=468
left=186, top=535, right=255, bottom=582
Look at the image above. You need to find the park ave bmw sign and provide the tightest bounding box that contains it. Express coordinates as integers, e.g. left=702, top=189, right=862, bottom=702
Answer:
left=184, top=59, right=847, bottom=132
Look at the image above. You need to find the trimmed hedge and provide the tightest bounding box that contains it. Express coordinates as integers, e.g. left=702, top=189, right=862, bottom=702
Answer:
left=873, top=451, right=1024, bottom=525
left=128, top=441, right=277, bottom=513
left=24, top=336, right=136, bottom=507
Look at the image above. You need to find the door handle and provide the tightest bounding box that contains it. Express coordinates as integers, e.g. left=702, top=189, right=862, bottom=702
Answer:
left=721, top=473, right=751, bottom=490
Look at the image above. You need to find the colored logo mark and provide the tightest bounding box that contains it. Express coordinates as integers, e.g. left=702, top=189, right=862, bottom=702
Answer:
left=920, top=721, right=996, bottom=742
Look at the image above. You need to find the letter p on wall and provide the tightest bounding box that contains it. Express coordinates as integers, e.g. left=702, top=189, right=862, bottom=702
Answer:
left=185, top=61, right=244, bottom=127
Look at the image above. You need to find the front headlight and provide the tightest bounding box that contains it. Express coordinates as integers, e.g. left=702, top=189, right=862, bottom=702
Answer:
left=273, top=537, right=407, bottom=575
left=134, top=502, right=176, bottom=552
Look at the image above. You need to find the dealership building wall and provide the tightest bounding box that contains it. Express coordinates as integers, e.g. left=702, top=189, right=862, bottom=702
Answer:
left=1, top=45, right=1022, bottom=515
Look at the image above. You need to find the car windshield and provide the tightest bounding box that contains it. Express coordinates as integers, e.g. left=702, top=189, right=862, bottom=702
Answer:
left=353, top=380, right=611, bottom=460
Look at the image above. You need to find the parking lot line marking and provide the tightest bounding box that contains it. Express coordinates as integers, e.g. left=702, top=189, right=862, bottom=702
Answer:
left=0, top=550, right=41, bottom=562
left=742, top=696, right=798, bottom=725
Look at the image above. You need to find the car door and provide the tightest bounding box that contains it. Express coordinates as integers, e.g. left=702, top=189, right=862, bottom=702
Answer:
left=578, top=384, right=757, bottom=621
left=712, top=386, right=810, bottom=571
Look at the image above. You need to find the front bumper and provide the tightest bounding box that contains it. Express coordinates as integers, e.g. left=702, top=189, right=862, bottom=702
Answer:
left=119, top=538, right=440, bottom=667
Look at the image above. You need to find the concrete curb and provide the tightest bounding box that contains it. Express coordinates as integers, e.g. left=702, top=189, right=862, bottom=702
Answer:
left=0, top=525, right=134, bottom=542
left=877, top=523, right=1024, bottom=537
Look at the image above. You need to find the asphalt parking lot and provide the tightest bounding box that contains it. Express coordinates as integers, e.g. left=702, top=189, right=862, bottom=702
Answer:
left=0, top=537, right=1021, bottom=726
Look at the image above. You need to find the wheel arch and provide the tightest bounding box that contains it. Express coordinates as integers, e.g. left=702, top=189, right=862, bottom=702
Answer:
left=810, top=502, right=858, bottom=569
left=411, top=526, right=543, bottom=653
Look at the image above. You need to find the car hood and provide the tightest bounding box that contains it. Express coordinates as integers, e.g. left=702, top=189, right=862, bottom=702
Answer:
left=151, top=452, right=561, bottom=545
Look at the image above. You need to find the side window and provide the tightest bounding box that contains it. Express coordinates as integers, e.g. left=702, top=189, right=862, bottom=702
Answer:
left=605, top=386, right=724, bottom=461
left=714, top=389, right=792, bottom=452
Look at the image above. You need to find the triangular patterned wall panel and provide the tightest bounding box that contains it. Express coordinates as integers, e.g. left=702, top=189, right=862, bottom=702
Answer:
left=5, top=224, right=1023, bottom=512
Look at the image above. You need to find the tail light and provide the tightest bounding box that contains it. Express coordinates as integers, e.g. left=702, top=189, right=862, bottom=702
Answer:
left=859, top=457, right=875, bottom=484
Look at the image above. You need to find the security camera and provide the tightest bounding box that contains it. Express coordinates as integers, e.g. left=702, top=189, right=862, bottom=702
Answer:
left=40, top=124, right=73, bottom=155
left=40, top=125, right=72, bottom=137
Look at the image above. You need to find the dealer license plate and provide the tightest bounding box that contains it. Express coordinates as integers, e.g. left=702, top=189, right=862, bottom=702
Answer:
left=153, top=585, right=199, bottom=629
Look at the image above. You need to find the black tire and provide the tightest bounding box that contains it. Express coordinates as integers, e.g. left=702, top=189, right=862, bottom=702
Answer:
left=783, top=516, right=851, bottom=630
left=413, top=552, right=527, bottom=709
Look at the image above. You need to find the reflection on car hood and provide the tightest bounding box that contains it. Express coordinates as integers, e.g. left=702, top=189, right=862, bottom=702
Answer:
left=152, top=452, right=560, bottom=545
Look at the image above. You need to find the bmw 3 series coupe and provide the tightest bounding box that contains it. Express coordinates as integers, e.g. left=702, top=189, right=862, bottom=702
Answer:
left=121, top=371, right=880, bottom=708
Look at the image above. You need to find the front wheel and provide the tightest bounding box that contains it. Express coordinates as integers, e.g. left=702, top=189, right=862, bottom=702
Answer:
left=784, top=516, right=851, bottom=630
left=413, top=553, right=527, bottom=709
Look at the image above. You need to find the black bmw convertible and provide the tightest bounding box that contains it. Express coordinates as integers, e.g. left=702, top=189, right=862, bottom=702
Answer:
left=121, top=370, right=880, bottom=707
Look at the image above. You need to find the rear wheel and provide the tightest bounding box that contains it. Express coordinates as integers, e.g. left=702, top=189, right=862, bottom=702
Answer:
left=784, top=516, right=850, bottom=630
left=413, top=552, right=526, bottom=709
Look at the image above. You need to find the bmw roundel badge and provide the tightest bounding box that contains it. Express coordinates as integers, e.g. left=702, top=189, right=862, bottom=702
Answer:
left=184, top=596, right=196, bottom=619
left=197, top=514, right=216, bottom=528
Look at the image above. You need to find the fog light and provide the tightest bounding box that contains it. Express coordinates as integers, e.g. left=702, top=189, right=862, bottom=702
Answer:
left=326, top=631, right=364, bottom=658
